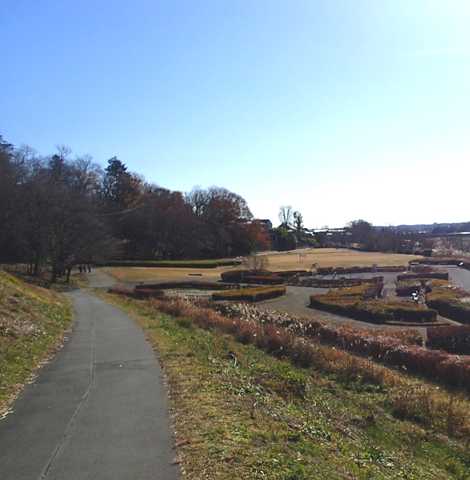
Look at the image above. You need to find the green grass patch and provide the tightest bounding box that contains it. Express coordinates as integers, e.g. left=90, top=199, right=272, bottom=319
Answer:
left=103, top=293, right=470, bottom=479
left=0, top=271, right=72, bottom=414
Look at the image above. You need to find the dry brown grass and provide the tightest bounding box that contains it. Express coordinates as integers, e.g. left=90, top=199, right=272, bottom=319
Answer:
left=0, top=271, right=71, bottom=416
left=103, top=265, right=237, bottom=283
left=257, top=248, right=420, bottom=271
left=103, top=248, right=420, bottom=283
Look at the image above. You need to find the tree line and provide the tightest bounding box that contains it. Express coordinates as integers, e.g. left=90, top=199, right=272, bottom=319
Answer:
left=0, top=136, right=270, bottom=280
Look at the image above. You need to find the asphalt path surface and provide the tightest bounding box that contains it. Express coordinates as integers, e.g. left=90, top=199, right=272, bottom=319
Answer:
left=0, top=282, right=179, bottom=480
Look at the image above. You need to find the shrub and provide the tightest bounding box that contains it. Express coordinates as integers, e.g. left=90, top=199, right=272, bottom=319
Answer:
left=309, top=282, right=438, bottom=324
left=390, top=386, right=435, bottom=426
left=397, top=272, right=449, bottom=281
left=107, top=286, right=164, bottom=299
left=317, top=266, right=405, bottom=275
left=412, top=257, right=470, bottom=271
left=107, top=286, right=135, bottom=297
left=135, top=281, right=239, bottom=291
left=132, top=288, right=165, bottom=299
left=396, top=280, right=425, bottom=297
left=221, top=269, right=267, bottom=282
left=220, top=269, right=285, bottom=285
left=273, top=270, right=310, bottom=278
left=426, top=287, right=470, bottom=325
left=427, top=325, right=470, bottom=354
left=243, top=275, right=285, bottom=285
left=212, top=286, right=286, bottom=302
left=310, top=295, right=437, bottom=323
left=296, top=276, right=383, bottom=288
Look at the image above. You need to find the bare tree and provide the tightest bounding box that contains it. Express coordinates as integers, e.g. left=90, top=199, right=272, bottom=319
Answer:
left=279, top=206, right=293, bottom=227
left=293, top=211, right=304, bottom=232
left=242, top=254, right=269, bottom=272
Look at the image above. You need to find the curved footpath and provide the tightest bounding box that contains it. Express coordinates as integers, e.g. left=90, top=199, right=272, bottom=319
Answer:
left=0, top=275, right=179, bottom=480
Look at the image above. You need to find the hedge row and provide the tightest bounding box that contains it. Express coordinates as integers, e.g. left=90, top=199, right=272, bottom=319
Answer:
left=317, top=265, right=405, bottom=275
left=395, top=280, right=432, bottom=297
left=220, top=270, right=285, bottom=285
left=426, top=296, right=470, bottom=325
left=108, top=286, right=165, bottom=299
left=273, top=270, right=310, bottom=278
left=396, top=283, right=421, bottom=297
left=135, top=281, right=239, bottom=291
left=212, top=286, right=286, bottom=302
left=427, top=325, right=470, bottom=355
left=297, top=276, right=384, bottom=289
left=98, top=259, right=241, bottom=268
left=310, top=296, right=437, bottom=324
left=397, top=272, right=449, bottom=281
left=413, top=257, right=470, bottom=270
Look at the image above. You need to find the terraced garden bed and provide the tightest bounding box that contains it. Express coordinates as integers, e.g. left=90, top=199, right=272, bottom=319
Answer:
left=310, top=284, right=437, bottom=324
left=426, top=286, right=470, bottom=325
left=212, top=286, right=287, bottom=302
left=427, top=325, right=470, bottom=355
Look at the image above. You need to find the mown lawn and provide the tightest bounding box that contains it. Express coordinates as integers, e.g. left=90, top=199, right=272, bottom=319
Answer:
left=0, top=271, right=72, bottom=414
left=104, top=293, right=470, bottom=480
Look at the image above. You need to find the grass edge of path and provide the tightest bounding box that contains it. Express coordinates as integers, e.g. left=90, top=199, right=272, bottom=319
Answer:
left=0, top=271, right=73, bottom=418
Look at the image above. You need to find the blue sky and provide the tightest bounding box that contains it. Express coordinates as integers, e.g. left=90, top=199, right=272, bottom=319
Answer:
left=2, top=0, right=469, bottom=227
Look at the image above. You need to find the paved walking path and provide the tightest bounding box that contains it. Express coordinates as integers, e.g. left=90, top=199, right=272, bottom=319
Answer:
left=0, top=287, right=179, bottom=480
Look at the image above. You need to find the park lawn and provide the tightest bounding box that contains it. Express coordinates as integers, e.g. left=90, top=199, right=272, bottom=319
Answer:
left=259, top=248, right=421, bottom=272
left=103, top=293, right=470, bottom=480
left=103, top=249, right=420, bottom=284
left=103, top=266, right=236, bottom=283
left=0, top=271, right=72, bottom=416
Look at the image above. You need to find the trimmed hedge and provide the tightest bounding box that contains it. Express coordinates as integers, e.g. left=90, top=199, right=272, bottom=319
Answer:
left=221, top=269, right=263, bottom=282
left=135, top=281, right=239, bottom=291
left=395, top=280, right=432, bottom=297
left=212, top=286, right=286, bottom=302
left=317, top=266, right=405, bottom=275
left=397, top=272, right=449, bottom=281
left=310, top=282, right=436, bottom=324
left=297, top=276, right=384, bottom=289
left=98, top=259, right=241, bottom=268
left=427, top=325, right=470, bottom=355
left=108, top=286, right=165, bottom=299
left=426, top=295, right=470, bottom=325
left=220, top=270, right=285, bottom=285
left=310, top=296, right=437, bottom=324
left=273, top=270, right=310, bottom=278
left=413, top=257, right=470, bottom=270
left=243, top=275, right=285, bottom=285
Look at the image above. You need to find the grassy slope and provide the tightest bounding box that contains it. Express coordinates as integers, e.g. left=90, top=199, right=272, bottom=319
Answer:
left=0, top=271, right=72, bottom=414
left=104, top=294, right=470, bottom=480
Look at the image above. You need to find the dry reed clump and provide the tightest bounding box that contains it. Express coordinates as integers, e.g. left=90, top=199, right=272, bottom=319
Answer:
left=390, top=386, right=470, bottom=438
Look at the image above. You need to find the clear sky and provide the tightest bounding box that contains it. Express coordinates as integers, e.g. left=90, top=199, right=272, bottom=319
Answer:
left=2, top=0, right=469, bottom=228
